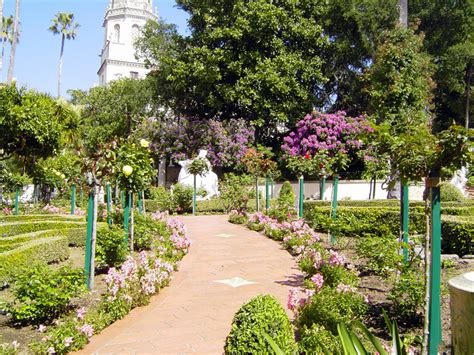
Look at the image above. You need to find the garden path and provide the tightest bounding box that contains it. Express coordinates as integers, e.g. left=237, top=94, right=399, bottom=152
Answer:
left=76, top=214, right=304, bottom=354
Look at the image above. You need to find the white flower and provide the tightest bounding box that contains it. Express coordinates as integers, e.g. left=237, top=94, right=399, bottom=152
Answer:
left=140, top=139, right=150, bottom=148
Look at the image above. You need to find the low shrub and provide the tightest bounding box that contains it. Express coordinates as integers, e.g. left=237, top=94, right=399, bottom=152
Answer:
left=0, top=237, right=69, bottom=282
left=171, top=183, right=193, bottom=213
left=5, top=265, right=85, bottom=324
left=297, top=287, right=367, bottom=334
left=219, top=173, right=254, bottom=213
left=225, top=294, right=297, bottom=354
left=146, top=186, right=172, bottom=212
left=441, top=217, right=474, bottom=256
left=228, top=210, right=248, bottom=224
left=388, top=269, right=425, bottom=319
left=440, top=182, right=465, bottom=202
left=95, top=227, right=128, bottom=268
left=356, top=233, right=403, bottom=276
left=134, top=214, right=169, bottom=251
left=298, top=323, right=342, bottom=354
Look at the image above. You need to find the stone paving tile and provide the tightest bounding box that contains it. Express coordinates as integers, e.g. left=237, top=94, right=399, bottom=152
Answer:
left=76, top=215, right=304, bottom=354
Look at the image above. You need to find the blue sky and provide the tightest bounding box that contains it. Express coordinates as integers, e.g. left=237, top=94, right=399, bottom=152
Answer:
left=0, top=0, right=189, bottom=96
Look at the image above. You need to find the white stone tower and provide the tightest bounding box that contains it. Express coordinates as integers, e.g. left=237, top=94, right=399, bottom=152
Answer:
left=98, top=0, right=157, bottom=85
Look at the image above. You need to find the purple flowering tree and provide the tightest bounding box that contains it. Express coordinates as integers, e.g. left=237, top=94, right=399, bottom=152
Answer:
left=148, top=117, right=254, bottom=168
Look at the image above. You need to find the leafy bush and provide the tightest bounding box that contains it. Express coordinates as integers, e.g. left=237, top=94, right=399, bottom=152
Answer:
left=171, top=183, right=193, bottom=213
left=388, top=269, right=425, bottom=319
left=356, top=234, right=403, bottom=276
left=225, top=294, right=297, bottom=354
left=146, top=186, right=172, bottom=212
left=297, top=287, right=367, bottom=334
left=228, top=210, right=248, bottom=224
left=0, top=237, right=69, bottom=282
left=134, top=214, right=169, bottom=251
left=278, top=181, right=295, bottom=206
left=95, top=226, right=128, bottom=268
left=440, top=182, right=465, bottom=202
left=219, top=173, right=254, bottom=213
left=298, top=323, right=342, bottom=354
left=5, top=265, right=85, bottom=324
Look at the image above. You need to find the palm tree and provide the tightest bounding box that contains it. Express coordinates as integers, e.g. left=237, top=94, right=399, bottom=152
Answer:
left=1, top=15, right=14, bottom=75
left=6, top=0, right=20, bottom=84
left=48, top=13, right=79, bottom=97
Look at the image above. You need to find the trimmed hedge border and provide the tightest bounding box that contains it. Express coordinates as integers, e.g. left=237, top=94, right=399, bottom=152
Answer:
left=303, top=203, right=474, bottom=256
left=144, top=198, right=258, bottom=214
left=0, top=220, right=86, bottom=237
left=0, top=214, right=84, bottom=223
left=0, top=236, right=69, bottom=282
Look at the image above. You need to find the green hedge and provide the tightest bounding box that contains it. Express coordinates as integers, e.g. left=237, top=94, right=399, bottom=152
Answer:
left=0, top=220, right=86, bottom=237
left=0, top=214, right=84, bottom=223
left=144, top=198, right=258, bottom=214
left=304, top=199, right=474, bottom=209
left=304, top=203, right=473, bottom=256
left=0, top=236, right=70, bottom=282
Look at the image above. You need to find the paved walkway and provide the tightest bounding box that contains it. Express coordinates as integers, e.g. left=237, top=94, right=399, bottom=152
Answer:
left=77, top=215, right=304, bottom=354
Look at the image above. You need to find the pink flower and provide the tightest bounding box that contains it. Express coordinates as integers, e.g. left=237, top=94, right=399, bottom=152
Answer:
left=310, top=273, right=324, bottom=292
left=64, top=337, right=73, bottom=347
left=47, top=347, right=55, bottom=354
left=11, top=341, right=19, bottom=349
left=287, top=288, right=299, bottom=312
left=79, top=324, right=94, bottom=338
left=38, top=324, right=47, bottom=333
left=76, top=307, right=86, bottom=320
left=336, top=283, right=356, bottom=293
left=328, top=250, right=345, bottom=266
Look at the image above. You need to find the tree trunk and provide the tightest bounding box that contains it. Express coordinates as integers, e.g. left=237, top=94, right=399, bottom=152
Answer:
left=6, top=0, right=20, bottom=84
left=398, top=0, right=408, bottom=27
left=158, top=157, right=166, bottom=186
left=57, top=34, right=65, bottom=97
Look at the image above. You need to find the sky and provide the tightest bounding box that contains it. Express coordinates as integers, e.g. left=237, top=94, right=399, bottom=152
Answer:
left=0, top=0, right=189, bottom=96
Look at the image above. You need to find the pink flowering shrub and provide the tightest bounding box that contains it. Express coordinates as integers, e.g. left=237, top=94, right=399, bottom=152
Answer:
left=282, top=111, right=373, bottom=174
left=1, top=207, right=12, bottom=215
left=228, top=209, right=248, bottom=224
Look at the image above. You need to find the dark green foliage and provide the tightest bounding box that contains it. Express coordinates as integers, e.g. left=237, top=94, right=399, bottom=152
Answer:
left=440, top=182, right=465, bottom=202
left=441, top=217, right=474, bottom=257
left=225, top=294, right=297, bottom=354
left=171, top=183, right=193, bottom=213
left=0, top=237, right=69, bottom=282
left=5, top=265, right=85, bottom=324
left=297, top=287, right=367, bottom=335
left=95, top=226, right=128, bottom=268
left=278, top=181, right=295, bottom=207
left=0, top=214, right=85, bottom=222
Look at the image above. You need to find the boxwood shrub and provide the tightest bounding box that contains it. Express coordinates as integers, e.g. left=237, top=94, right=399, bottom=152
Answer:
left=0, top=214, right=84, bottom=223
left=224, top=294, right=296, bottom=354
left=0, top=236, right=69, bottom=282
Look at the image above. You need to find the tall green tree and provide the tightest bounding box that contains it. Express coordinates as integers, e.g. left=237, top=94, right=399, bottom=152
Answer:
left=48, top=13, right=79, bottom=97
left=409, top=0, right=473, bottom=130
left=0, top=15, right=13, bottom=75
left=6, top=0, right=19, bottom=84
left=76, top=78, right=155, bottom=149
left=138, top=0, right=328, bottom=144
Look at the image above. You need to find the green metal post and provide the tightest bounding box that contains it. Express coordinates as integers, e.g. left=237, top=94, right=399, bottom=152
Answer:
left=138, top=190, right=143, bottom=214
left=123, top=191, right=131, bottom=243
left=84, top=190, right=94, bottom=288
left=14, top=186, right=19, bottom=215
left=106, top=183, right=112, bottom=226
left=330, top=174, right=339, bottom=243
left=193, top=175, right=197, bottom=215
left=429, top=183, right=442, bottom=354
left=265, top=177, right=270, bottom=211
left=70, top=184, right=76, bottom=215
left=298, top=175, right=304, bottom=218
left=256, top=176, right=260, bottom=212
left=401, top=183, right=409, bottom=264
left=320, top=175, right=326, bottom=200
